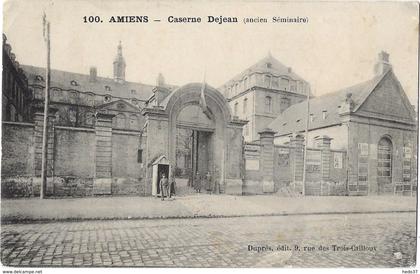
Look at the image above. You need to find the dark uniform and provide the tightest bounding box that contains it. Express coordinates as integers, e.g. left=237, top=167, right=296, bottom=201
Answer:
left=194, top=172, right=201, bottom=193
left=160, top=174, right=169, bottom=201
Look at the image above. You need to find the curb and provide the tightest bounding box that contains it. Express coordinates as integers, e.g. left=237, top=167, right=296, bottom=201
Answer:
left=1, top=209, right=416, bottom=225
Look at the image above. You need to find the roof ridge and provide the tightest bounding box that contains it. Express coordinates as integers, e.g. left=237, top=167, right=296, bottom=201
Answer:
left=21, top=64, right=153, bottom=87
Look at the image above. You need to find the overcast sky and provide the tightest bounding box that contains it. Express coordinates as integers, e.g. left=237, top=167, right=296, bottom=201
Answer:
left=3, top=0, right=419, bottom=104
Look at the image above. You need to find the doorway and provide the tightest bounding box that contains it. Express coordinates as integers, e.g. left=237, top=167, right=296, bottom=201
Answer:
left=377, top=137, right=393, bottom=194
left=175, top=127, right=213, bottom=193
left=156, top=164, right=169, bottom=196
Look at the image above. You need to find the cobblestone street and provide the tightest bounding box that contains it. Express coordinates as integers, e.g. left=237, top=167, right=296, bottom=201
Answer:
left=1, top=212, right=416, bottom=267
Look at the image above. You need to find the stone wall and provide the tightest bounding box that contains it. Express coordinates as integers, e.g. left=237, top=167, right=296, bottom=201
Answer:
left=1, top=122, right=35, bottom=177
left=54, top=127, right=95, bottom=177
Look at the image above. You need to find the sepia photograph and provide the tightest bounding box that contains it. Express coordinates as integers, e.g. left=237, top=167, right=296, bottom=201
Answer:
left=1, top=0, right=418, bottom=270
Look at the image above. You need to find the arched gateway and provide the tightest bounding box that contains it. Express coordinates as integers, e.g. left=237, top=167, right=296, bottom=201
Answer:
left=142, top=83, right=247, bottom=196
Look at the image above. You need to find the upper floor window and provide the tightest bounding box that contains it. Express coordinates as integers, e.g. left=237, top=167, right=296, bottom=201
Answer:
left=244, top=77, right=249, bottom=90
left=113, top=113, right=126, bottom=128
left=272, top=77, right=279, bottom=88
left=243, top=98, right=248, bottom=114
left=265, top=96, right=272, bottom=113
left=322, top=110, right=327, bottom=119
left=280, top=78, right=289, bottom=91
left=234, top=102, right=238, bottom=116
left=290, top=81, right=297, bottom=92
left=280, top=97, right=291, bottom=112
left=310, top=114, right=314, bottom=122
left=264, top=75, right=271, bottom=88
left=129, top=114, right=139, bottom=130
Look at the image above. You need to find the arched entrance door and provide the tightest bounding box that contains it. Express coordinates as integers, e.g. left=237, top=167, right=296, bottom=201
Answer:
left=377, top=137, right=393, bottom=194
left=175, top=104, right=215, bottom=193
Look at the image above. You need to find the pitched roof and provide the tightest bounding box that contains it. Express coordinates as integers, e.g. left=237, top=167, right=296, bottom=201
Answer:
left=21, top=65, right=175, bottom=101
left=222, top=53, right=308, bottom=87
left=268, top=69, right=389, bottom=136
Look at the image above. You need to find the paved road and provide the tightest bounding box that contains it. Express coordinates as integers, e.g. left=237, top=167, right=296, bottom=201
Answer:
left=1, top=212, right=416, bottom=267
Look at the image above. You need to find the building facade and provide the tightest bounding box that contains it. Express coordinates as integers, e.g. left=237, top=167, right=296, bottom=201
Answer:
left=1, top=36, right=417, bottom=197
left=265, top=52, right=417, bottom=195
left=1, top=39, right=246, bottom=197
left=219, top=53, right=311, bottom=142
left=2, top=34, right=32, bottom=122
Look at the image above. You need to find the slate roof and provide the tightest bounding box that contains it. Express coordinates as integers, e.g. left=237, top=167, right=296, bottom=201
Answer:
left=21, top=65, right=175, bottom=101
left=268, top=69, right=390, bottom=136
left=222, top=53, right=308, bottom=87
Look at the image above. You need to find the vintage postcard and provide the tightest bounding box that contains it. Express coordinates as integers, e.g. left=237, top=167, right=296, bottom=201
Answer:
left=1, top=0, right=418, bottom=270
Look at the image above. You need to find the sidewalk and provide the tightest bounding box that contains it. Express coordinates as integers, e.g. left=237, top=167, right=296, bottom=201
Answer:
left=1, top=194, right=416, bottom=223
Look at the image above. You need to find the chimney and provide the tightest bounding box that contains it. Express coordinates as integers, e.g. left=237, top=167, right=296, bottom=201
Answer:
left=374, top=51, right=392, bottom=76
left=89, top=67, right=97, bottom=82
left=156, top=73, right=165, bottom=86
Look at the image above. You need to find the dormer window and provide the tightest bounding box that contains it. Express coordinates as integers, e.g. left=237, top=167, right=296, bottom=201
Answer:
left=131, top=89, right=136, bottom=94
left=70, top=80, right=78, bottom=86
left=35, top=75, right=44, bottom=82
left=322, top=110, right=327, bottom=120
left=310, top=114, right=314, bottom=122
left=266, top=62, right=272, bottom=69
left=104, top=95, right=112, bottom=102
left=105, top=85, right=111, bottom=91
left=282, top=122, right=287, bottom=126
left=296, top=119, right=301, bottom=123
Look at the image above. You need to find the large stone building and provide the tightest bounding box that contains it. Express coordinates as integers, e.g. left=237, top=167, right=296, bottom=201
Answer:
left=2, top=38, right=246, bottom=197
left=1, top=35, right=417, bottom=197
left=219, top=53, right=311, bottom=142
left=266, top=51, right=417, bottom=195
left=2, top=34, right=32, bottom=122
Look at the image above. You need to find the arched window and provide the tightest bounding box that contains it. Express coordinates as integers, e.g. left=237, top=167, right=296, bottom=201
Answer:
left=129, top=114, right=139, bottom=130
left=378, top=137, right=393, bottom=181
left=113, top=113, right=126, bottom=128
left=265, top=96, right=272, bottom=113
left=243, top=98, right=248, bottom=114
left=244, top=77, right=249, bottom=90
left=234, top=102, right=238, bottom=116
left=244, top=123, right=249, bottom=136
left=280, top=97, right=291, bottom=112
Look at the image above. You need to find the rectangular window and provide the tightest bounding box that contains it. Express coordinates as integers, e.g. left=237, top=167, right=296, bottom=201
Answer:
left=403, top=146, right=411, bottom=182
left=137, top=149, right=143, bottom=163
left=357, top=143, right=369, bottom=187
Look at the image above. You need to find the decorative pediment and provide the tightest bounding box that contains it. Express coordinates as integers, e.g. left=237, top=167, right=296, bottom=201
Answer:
left=152, top=155, right=169, bottom=166
left=97, top=99, right=141, bottom=113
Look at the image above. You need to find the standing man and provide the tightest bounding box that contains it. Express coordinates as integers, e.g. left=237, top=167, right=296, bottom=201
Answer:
left=160, top=173, right=169, bottom=201
left=169, top=173, right=176, bottom=199
left=205, top=172, right=212, bottom=194
left=194, top=172, right=201, bottom=193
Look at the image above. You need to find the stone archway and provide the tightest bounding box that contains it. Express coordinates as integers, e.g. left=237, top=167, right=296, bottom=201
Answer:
left=142, top=83, right=246, bottom=195
left=164, top=83, right=231, bottom=193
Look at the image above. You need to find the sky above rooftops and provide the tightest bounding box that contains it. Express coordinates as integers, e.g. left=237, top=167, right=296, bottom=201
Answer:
left=3, top=0, right=418, bottom=105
